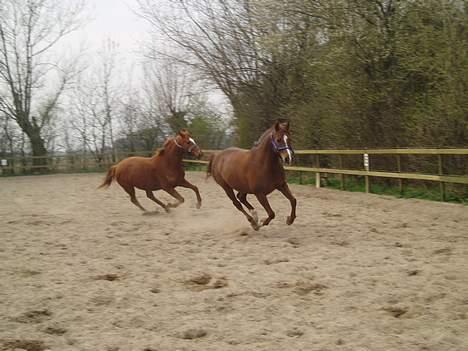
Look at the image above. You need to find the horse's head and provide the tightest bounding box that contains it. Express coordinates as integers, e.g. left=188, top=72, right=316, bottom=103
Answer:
left=174, top=129, right=203, bottom=158
left=271, top=120, right=293, bottom=165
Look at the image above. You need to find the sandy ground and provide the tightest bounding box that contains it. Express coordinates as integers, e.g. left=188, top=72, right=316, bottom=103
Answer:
left=0, top=172, right=467, bottom=351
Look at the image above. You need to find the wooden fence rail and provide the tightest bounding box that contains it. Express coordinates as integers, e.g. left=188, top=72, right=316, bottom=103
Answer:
left=1, top=149, right=467, bottom=200
left=188, top=148, right=468, bottom=201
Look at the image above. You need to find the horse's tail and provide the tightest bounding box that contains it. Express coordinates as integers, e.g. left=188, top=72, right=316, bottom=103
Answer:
left=206, top=154, right=215, bottom=179
left=98, top=165, right=116, bottom=189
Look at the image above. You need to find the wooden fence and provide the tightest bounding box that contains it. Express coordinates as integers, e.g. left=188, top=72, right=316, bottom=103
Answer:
left=1, top=148, right=467, bottom=201
left=186, top=148, right=468, bottom=201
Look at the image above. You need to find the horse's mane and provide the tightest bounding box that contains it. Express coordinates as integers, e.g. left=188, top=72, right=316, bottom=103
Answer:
left=252, top=119, right=290, bottom=148
left=154, top=138, right=173, bottom=156
left=252, top=126, right=274, bottom=149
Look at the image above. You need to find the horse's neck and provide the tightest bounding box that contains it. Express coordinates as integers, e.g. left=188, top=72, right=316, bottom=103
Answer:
left=155, top=143, right=184, bottom=168
left=251, top=131, right=278, bottom=167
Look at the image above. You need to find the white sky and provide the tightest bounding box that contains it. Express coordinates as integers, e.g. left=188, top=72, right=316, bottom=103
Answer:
left=81, top=0, right=148, bottom=56
left=55, top=0, right=150, bottom=75
left=60, top=0, right=229, bottom=111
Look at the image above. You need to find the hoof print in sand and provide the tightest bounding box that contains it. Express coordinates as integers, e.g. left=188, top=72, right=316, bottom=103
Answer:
left=94, top=273, right=120, bottom=282
left=185, top=273, right=228, bottom=291
left=0, top=339, right=47, bottom=351
left=12, top=309, right=52, bottom=324
left=189, top=272, right=212, bottom=285
left=286, top=328, right=304, bottom=337
left=212, top=277, right=228, bottom=289
left=178, top=328, right=207, bottom=340
left=407, top=269, right=421, bottom=276
left=286, top=237, right=301, bottom=247
left=43, top=325, right=67, bottom=335
left=433, top=247, right=452, bottom=255
left=293, top=281, right=328, bottom=296
left=264, top=258, right=289, bottom=265
left=382, top=305, right=409, bottom=318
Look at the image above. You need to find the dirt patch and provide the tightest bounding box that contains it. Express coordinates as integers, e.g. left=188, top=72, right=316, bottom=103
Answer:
left=12, top=309, right=52, bottom=324
left=0, top=339, right=47, bottom=351
left=0, top=172, right=467, bottom=351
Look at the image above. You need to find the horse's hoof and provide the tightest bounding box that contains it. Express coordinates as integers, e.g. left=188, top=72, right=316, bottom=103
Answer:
left=164, top=207, right=171, bottom=213
left=251, top=223, right=261, bottom=231
left=286, top=216, right=295, bottom=225
left=249, top=220, right=261, bottom=231
left=196, top=202, right=202, bottom=209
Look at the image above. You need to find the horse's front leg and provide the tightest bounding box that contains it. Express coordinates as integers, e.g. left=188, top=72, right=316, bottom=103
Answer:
left=277, top=183, right=297, bottom=225
left=163, top=187, right=185, bottom=208
left=178, top=178, right=202, bottom=209
left=254, top=193, right=275, bottom=226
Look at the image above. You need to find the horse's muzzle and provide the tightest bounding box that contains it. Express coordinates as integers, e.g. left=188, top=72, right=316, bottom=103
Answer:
left=192, top=148, right=203, bottom=159
left=280, top=150, right=293, bottom=165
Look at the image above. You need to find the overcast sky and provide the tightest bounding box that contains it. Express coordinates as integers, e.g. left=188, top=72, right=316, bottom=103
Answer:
left=82, top=0, right=147, bottom=56
left=57, top=0, right=150, bottom=72
left=61, top=0, right=228, bottom=111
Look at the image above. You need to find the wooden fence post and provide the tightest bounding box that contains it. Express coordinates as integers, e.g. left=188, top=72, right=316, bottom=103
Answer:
left=396, top=155, right=403, bottom=194
left=438, top=154, right=446, bottom=201
left=315, top=154, right=320, bottom=188
left=364, top=153, right=370, bottom=193
left=339, top=155, right=345, bottom=189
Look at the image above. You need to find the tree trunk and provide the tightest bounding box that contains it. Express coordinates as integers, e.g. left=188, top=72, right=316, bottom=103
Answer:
left=27, top=128, right=48, bottom=170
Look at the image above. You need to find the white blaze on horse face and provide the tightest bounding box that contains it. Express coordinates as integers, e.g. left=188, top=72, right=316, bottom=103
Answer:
left=284, top=135, right=293, bottom=164
left=188, top=137, right=198, bottom=153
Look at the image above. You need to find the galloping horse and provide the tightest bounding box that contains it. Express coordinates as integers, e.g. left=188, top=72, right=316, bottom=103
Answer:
left=207, top=120, right=296, bottom=230
left=99, top=129, right=202, bottom=213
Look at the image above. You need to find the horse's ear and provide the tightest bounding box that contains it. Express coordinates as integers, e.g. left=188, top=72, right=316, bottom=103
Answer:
left=179, top=129, right=189, bottom=139
left=274, top=119, right=289, bottom=132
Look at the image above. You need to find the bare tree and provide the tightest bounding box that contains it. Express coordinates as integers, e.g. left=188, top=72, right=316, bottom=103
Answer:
left=118, top=90, right=166, bottom=153
left=137, top=0, right=295, bottom=145
left=142, top=59, right=193, bottom=133
left=0, top=0, right=85, bottom=164
left=68, top=40, right=120, bottom=163
left=137, top=0, right=262, bottom=102
left=0, top=113, right=17, bottom=155
left=69, top=80, right=108, bottom=163
left=96, top=39, right=119, bottom=161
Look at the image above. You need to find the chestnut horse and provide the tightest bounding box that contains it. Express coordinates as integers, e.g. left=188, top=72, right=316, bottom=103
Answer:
left=207, top=120, right=296, bottom=230
left=99, top=129, right=202, bottom=213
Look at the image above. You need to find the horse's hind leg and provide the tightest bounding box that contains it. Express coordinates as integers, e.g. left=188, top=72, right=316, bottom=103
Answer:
left=237, top=192, right=258, bottom=222
left=122, top=185, right=146, bottom=212
left=146, top=190, right=170, bottom=213
left=223, top=187, right=259, bottom=230
left=277, top=183, right=297, bottom=225
left=163, top=187, right=185, bottom=208
left=178, top=179, right=202, bottom=209
left=254, top=193, right=275, bottom=226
